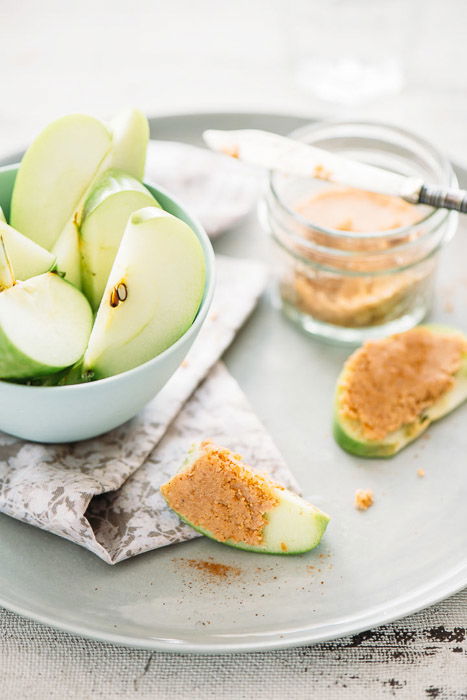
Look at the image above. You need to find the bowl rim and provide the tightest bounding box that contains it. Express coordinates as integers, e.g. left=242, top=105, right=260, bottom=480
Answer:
left=0, top=166, right=216, bottom=393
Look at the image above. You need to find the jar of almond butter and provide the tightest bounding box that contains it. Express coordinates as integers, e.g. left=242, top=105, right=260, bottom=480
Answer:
left=260, top=121, right=458, bottom=344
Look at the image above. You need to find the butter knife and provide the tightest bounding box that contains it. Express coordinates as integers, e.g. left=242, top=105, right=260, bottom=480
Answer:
left=203, top=128, right=467, bottom=213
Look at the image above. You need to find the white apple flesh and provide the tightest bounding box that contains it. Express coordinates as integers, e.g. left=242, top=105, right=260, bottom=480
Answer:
left=0, top=237, right=15, bottom=291
left=10, top=108, right=149, bottom=293
left=0, top=221, right=56, bottom=280
left=54, top=110, right=150, bottom=290
left=0, top=272, right=93, bottom=379
left=108, top=108, right=149, bottom=180
left=52, top=218, right=81, bottom=288
left=83, top=206, right=206, bottom=379
left=80, top=170, right=159, bottom=309
left=11, top=114, right=112, bottom=250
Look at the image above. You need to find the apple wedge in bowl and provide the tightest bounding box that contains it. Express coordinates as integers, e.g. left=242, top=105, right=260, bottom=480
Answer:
left=83, top=207, right=206, bottom=379
left=0, top=166, right=214, bottom=442
left=0, top=140, right=214, bottom=442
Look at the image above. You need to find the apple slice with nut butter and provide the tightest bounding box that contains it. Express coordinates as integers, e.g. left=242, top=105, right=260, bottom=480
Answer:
left=161, top=441, right=330, bottom=555
left=334, top=325, right=467, bottom=457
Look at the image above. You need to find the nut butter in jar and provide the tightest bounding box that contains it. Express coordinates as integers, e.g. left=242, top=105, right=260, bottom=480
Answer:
left=261, top=121, right=458, bottom=344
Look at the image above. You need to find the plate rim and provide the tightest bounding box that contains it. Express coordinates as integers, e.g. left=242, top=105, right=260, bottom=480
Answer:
left=1, top=555, right=465, bottom=653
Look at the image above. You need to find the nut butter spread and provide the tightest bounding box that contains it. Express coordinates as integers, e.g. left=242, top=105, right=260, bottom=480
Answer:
left=340, top=327, right=466, bottom=441
left=297, top=188, right=421, bottom=234
left=160, top=441, right=279, bottom=545
left=285, top=187, right=426, bottom=328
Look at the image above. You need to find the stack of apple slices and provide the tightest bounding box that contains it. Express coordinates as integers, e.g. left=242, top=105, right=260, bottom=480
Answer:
left=0, top=109, right=206, bottom=384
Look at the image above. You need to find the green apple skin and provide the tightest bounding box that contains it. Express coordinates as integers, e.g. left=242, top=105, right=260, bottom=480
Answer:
left=11, top=114, right=112, bottom=250
left=161, top=444, right=330, bottom=555
left=80, top=170, right=159, bottom=309
left=52, top=218, right=81, bottom=288
left=108, top=108, right=149, bottom=180
left=171, top=494, right=330, bottom=555
left=11, top=359, right=93, bottom=386
left=83, top=206, right=206, bottom=379
left=0, top=221, right=56, bottom=280
left=332, top=417, right=400, bottom=458
left=0, top=272, right=93, bottom=379
left=334, top=325, right=467, bottom=458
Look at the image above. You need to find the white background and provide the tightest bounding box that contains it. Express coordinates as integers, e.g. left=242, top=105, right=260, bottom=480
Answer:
left=0, top=0, right=466, bottom=162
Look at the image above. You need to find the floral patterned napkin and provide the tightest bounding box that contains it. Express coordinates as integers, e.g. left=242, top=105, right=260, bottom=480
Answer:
left=0, top=256, right=297, bottom=564
left=145, top=141, right=261, bottom=237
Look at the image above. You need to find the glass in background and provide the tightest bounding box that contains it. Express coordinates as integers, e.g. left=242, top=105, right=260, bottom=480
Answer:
left=283, top=0, right=417, bottom=105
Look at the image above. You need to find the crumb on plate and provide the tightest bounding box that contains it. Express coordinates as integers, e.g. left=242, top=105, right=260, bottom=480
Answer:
left=354, top=488, right=374, bottom=511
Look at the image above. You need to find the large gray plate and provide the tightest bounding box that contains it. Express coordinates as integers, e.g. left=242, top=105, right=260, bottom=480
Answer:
left=0, top=113, right=465, bottom=653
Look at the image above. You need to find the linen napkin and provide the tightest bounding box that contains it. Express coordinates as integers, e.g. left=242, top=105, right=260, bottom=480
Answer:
left=88, top=362, right=298, bottom=563
left=145, top=140, right=260, bottom=237
left=0, top=256, right=297, bottom=564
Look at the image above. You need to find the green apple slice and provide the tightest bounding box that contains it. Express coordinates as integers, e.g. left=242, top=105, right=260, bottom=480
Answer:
left=0, top=237, right=15, bottom=290
left=0, top=221, right=55, bottom=280
left=108, top=108, right=149, bottom=180
left=52, top=218, right=81, bottom=288
left=53, top=123, right=152, bottom=294
left=83, top=206, right=206, bottom=379
left=334, top=325, right=467, bottom=458
left=80, top=170, right=159, bottom=309
left=0, top=206, right=5, bottom=223
left=0, top=271, right=93, bottom=379
left=11, top=114, right=112, bottom=250
left=161, top=442, right=330, bottom=555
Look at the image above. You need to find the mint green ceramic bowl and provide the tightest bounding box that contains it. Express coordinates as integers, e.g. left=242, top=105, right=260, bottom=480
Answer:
left=0, top=165, right=215, bottom=443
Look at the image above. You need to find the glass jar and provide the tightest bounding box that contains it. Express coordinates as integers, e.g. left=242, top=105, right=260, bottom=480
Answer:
left=260, top=121, right=458, bottom=344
